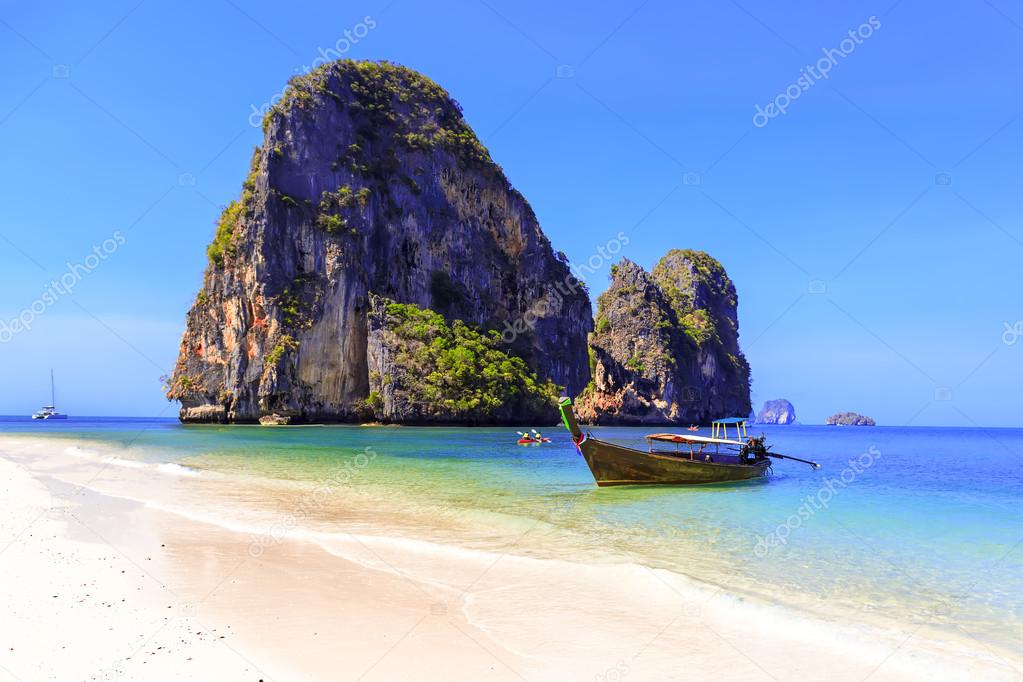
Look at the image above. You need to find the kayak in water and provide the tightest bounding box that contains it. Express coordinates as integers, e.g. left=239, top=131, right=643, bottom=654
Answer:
left=516, top=429, right=551, bottom=445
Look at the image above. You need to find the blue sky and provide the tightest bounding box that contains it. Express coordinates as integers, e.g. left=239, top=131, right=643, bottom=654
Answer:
left=1, top=0, right=1021, bottom=425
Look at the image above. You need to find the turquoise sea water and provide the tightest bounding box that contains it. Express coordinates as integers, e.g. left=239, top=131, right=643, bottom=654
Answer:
left=3, top=416, right=1022, bottom=655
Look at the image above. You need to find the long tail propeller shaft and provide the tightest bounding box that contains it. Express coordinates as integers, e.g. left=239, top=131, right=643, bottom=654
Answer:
left=766, top=452, right=821, bottom=469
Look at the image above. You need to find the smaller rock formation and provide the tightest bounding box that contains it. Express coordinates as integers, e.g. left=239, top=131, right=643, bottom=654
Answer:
left=757, top=399, right=796, bottom=425
left=575, top=251, right=751, bottom=424
left=826, top=412, right=876, bottom=426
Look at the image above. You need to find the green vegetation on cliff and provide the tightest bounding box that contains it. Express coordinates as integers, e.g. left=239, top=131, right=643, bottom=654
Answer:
left=376, top=301, right=559, bottom=418
left=207, top=199, right=243, bottom=267
left=208, top=147, right=261, bottom=267
left=265, top=334, right=299, bottom=368
left=315, top=185, right=370, bottom=235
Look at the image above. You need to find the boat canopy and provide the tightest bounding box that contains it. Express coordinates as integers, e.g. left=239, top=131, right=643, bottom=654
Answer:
left=711, top=418, right=749, bottom=440
left=645, top=433, right=744, bottom=446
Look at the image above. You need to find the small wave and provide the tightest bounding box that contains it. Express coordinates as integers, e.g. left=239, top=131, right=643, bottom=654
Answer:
left=102, top=456, right=146, bottom=469
left=156, top=462, right=200, bottom=477
left=64, top=445, right=99, bottom=459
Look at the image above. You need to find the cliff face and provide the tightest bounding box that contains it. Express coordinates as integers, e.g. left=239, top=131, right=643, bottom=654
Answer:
left=167, top=60, right=591, bottom=423
left=576, top=251, right=751, bottom=424
left=757, top=399, right=796, bottom=425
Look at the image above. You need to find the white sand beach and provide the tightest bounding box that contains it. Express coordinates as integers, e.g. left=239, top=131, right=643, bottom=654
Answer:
left=2, top=439, right=1021, bottom=682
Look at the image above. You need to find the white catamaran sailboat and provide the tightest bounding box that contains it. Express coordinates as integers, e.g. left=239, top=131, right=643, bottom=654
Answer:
left=31, top=370, right=68, bottom=420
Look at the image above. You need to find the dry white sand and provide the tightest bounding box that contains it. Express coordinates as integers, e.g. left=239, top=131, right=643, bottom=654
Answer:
left=2, top=442, right=1022, bottom=681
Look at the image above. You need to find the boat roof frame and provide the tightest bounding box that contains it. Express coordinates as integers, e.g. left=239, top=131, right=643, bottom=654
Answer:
left=645, top=433, right=745, bottom=446
left=710, top=418, right=749, bottom=440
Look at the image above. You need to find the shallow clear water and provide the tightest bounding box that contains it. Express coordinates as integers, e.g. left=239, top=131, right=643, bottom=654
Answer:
left=3, top=416, right=1022, bottom=653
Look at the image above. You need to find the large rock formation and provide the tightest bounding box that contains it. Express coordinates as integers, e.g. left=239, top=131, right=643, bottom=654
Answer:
left=757, top=399, right=796, bottom=425
left=576, top=251, right=751, bottom=424
left=167, top=60, right=591, bottom=424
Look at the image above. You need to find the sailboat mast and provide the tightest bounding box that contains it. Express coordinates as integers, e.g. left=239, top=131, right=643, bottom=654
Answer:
left=50, top=369, right=55, bottom=406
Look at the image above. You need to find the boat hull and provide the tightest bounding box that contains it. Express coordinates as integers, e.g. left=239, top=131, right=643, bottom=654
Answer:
left=558, top=397, right=769, bottom=486
left=578, top=436, right=769, bottom=486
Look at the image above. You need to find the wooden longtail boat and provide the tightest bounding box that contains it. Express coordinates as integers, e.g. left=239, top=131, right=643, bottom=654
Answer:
left=558, top=398, right=818, bottom=487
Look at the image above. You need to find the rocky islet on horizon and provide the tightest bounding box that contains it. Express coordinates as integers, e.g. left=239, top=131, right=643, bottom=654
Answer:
left=826, top=412, right=876, bottom=426
left=756, top=399, right=797, bottom=425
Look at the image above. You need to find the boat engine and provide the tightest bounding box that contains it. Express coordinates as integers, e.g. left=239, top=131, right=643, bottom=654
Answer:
left=739, top=436, right=770, bottom=464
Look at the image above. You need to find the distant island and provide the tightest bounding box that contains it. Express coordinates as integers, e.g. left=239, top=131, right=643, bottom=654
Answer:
left=756, top=399, right=796, bottom=425
left=826, top=412, right=876, bottom=426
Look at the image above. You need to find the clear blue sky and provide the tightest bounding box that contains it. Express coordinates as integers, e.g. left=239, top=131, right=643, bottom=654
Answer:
left=1, top=0, right=1020, bottom=425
